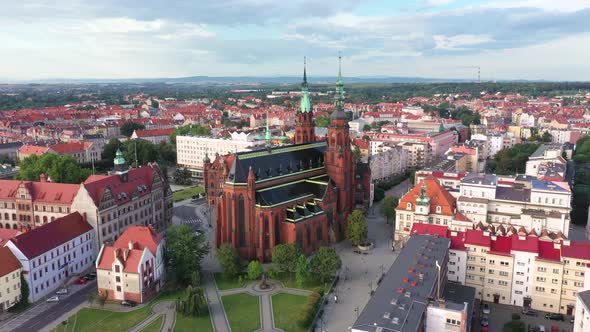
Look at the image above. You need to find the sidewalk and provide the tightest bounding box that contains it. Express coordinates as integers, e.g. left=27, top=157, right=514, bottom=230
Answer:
left=203, top=273, right=230, bottom=332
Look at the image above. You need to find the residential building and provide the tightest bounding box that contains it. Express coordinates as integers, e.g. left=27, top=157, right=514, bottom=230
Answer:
left=574, top=289, right=590, bottom=332
left=176, top=133, right=264, bottom=179
left=370, top=145, right=408, bottom=182
left=0, top=246, right=21, bottom=311
left=0, top=142, right=23, bottom=163
left=130, top=128, right=175, bottom=145
left=96, top=226, right=164, bottom=303
left=71, top=150, right=173, bottom=251
left=18, top=145, right=52, bottom=161
left=4, top=212, right=94, bottom=302
left=351, top=234, right=475, bottom=332
left=412, top=223, right=590, bottom=315
left=525, top=144, right=567, bottom=180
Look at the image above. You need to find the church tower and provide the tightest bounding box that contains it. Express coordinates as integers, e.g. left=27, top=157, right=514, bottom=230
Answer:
left=113, top=148, right=129, bottom=182
left=294, top=57, right=315, bottom=144
left=325, top=55, right=355, bottom=239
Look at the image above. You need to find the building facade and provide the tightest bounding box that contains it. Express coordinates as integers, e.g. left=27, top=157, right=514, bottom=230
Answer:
left=5, top=212, right=94, bottom=303
left=0, top=246, right=21, bottom=311
left=96, top=226, right=164, bottom=303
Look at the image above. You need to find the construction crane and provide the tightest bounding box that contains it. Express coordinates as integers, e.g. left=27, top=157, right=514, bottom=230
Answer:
left=455, top=65, right=481, bottom=83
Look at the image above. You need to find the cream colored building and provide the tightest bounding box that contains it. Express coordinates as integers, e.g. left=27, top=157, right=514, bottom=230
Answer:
left=176, top=133, right=264, bottom=179
left=574, top=289, right=590, bottom=332
left=0, top=247, right=21, bottom=311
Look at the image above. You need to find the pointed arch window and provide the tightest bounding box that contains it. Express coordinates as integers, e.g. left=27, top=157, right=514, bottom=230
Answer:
left=238, top=194, right=246, bottom=247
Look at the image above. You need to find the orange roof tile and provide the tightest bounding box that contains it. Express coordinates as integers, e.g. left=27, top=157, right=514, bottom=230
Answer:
left=114, top=226, right=161, bottom=256
left=0, top=246, right=21, bottom=277
left=397, top=177, right=456, bottom=216
left=50, top=142, right=84, bottom=154
left=19, top=145, right=49, bottom=156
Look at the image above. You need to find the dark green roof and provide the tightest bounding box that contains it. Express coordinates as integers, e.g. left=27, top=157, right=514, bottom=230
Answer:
left=255, top=179, right=328, bottom=207
left=228, top=141, right=327, bottom=183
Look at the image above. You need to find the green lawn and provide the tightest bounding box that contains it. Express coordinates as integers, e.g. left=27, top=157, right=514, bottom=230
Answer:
left=141, top=315, right=163, bottom=332
left=172, top=186, right=204, bottom=202
left=174, top=312, right=214, bottom=332
left=214, top=273, right=246, bottom=290
left=274, top=272, right=329, bottom=293
left=221, top=293, right=260, bottom=332
left=272, top=293, right=308, bottom=332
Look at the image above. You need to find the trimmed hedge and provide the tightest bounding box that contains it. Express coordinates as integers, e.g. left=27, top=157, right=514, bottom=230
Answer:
left=296, top=292, right=322, bottom=328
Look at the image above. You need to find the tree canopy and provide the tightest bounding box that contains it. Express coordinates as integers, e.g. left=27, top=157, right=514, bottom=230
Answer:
left=381, top=196, right=399, bottom=225
left=17, top=154, right=91, bottom=184
left=170, top=124, right=212, bottom=145
left=315, top=116, right=330, bottom=128
left=120, top=122, right=145, bottom=137
left=346, top=209, right=368, bottom=246
left=217, top=244, right=241, bottom=278
left=165, top=224, right=210, bottom=286
left=272, top=243, right=302, bottom=273
left=102, top=138, right=176, bottom=167
left=490, top=143, right=540, bottom=175
left=571, top=135, right=590, bottom=224
left=310, top=247, right=341, bottom=283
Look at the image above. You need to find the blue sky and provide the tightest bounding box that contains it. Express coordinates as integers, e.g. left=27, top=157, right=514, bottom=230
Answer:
left=1, top=0, right=590, bottom=80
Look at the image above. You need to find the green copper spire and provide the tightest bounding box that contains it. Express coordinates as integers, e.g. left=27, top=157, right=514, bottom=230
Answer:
left=334, top=53, right=345, bottom=111
left=265, top=109, right=271, bottom=147
left=416, top=182, right=430, bottom=206
left=300, top=57, right=311, bottom=113
left=114, top=148, right=125, bottom=165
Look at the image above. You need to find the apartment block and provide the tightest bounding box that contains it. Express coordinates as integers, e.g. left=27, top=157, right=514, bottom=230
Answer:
left=0, top=246, right=21, bottom=311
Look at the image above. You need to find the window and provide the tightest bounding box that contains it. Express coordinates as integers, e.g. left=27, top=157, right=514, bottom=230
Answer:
left=537, top=267, right=547, bottom=273
left=115, top=265, right=120, bottom=273
left=553, top=268, right=560, bottom=274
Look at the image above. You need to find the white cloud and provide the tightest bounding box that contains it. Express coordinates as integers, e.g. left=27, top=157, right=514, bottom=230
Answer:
left=433, top=34, right=494, bottom=50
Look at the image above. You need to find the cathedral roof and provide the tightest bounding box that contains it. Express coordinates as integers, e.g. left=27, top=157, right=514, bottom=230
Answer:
left=227, top=141, right=327, bottom=184
left=255, top=179, right=329, bottom=207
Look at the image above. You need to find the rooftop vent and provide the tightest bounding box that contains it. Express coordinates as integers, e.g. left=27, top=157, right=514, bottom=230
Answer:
left=390, top=298, right=398, bottom=305
left=404, top=291, right=412, bottom=298
left=399, top=303, right=406, bottom=310
left=383, top=312, right=391, bottom=319
left=392, top=317, right=400, bottom=325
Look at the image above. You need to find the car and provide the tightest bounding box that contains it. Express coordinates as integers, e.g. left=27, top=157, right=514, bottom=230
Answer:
left=84, top=274, right=96, bottom=281
left=550, top=326, right=560, bottom=332
left=480, top=316, right=489, bottom=327
left=75, top=277, right=87, bottom=285
left=482, top=303, right=491, bottom=315
left=538, top=325, right=546, bottom=332
left=56, top=288, right=68, bottom=295
left=545, top=313, right=565, bottom=321
left=121, top=300, right=137, bottom=307
left=88, top=272, right=97, bottom=277
left=481, top=326, right=488, bottom=332
left=570, top=316, right=575, bottom=323
left=522, top=308, right=539, bottom=316
left=46, top=295, right=59, bottom=302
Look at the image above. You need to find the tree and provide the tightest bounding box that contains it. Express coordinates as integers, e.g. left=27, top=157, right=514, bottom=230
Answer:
left=310, top=247, right=341, bottom=283
left=123, top=139, right=158, bottom=167
left=174, top=168, right=193, bottom=185
left=16, top=154, right=91, bottom=184
left=381, top=196, right=399, bottom=225
left=87, top=292, right=97, bottom=307
left=491, top=143, right=540, bottom=175
left=346, top=209, right=368, bottom=246
left=295, top=254, right=311, bottom=288
left=217, top=244, right=241, bottom=278
left=352, top=146, right=362, bottom=161
left=156, top=141, right=177, bottom=164
left=176, top=285, right=207, bottom=317
left=170, top=124, right=212, bottom=145
left=191, top=271, right=201, bottom=287
left=120, top=122, right=145, bottom=137
left=542, top=131, right=553, bottom=142
left=165, top=225, right=210, bottom=285
left=247, top=260, right=263, bottom=280
left=363, top=124, right=371, bottom=132
left=502, top=313, right=525, bottom=332
left=373, top=187, right=385, bottom=202
left=315, top=116, right=330, bottom=128
left=272, top=243, right=303, bottom=274
left=102, top=138, right=122, bottom=161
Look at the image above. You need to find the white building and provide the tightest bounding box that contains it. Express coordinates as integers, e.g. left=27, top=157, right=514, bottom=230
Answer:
left=574, top=289, right=590, bottom=332
left=369, top=146, right=408, bottom=182
left=176, top=134, right=264, bottom=179
left=5, top=212, right=94, bottom=302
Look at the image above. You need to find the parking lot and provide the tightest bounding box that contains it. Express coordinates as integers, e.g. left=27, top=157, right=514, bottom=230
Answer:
left=474, top=302, right=574, bottom=332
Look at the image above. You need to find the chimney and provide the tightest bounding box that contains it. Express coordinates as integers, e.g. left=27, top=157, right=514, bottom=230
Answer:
left=128, top=241, right=134, bottom=250
left=563, top=239, right=571, bottom=246
left=114, top=248, right=120, bottom=261
left=123, top=249, right=130, bottom=261
left=40, top=173, right=46, bottom=182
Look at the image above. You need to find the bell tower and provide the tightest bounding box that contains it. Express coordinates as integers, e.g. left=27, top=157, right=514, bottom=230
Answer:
left=324, top=55, right=355, bottom=239
left=295, top=57, right=315, bottom=144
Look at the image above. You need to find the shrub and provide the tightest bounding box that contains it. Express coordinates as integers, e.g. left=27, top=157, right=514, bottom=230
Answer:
left=297, top=292, right=322, bottom=328
left=511, top=313, right=521, bottom=320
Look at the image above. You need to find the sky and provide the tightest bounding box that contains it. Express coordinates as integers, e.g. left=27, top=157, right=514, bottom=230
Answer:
left=1, top=0, right=590, bottom=81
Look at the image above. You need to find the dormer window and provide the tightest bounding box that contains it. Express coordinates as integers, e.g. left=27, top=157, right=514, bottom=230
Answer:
left=407, top=203, right=412, bottom=210
left=436, top=206, right=441, bottom=213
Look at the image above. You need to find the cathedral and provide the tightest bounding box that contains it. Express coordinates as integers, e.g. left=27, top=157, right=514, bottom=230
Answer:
left=204, top=58, right=359, bottom=262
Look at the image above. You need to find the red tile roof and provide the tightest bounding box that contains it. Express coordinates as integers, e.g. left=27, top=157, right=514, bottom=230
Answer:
left=0, top=180, right=79, bottom=204
left=133, top=128, right=174, bottom=138
left=18, top=145, right=49, bottom=156
left=465, top=229, right=491, bottom=247
left=410, top=223, right=448, bottom=237
left=0, top=228, right=19, bottom=247
left=397, top=177, right=456, bottom=216
left=490, top=236, right=512, bottom=256
left=510, top=234, right=539, bottom=253
left=97, top=246, right=145, bottom=273
left=453, top=212, right=471, bottom=222
left=0, top=246, right=21, bottom=277
left=561, top=241, right=590, bottom=261
left=537, top=240, right=561, bottom=262
left=448, top=231, right=466, bottom=250
left=83, top=164, right=162, bottom=205
left=50, top=142, right=84, bottom=154
left=114, top=226, right=161, bottom=256
left=9, top=212, right=92, bottom=259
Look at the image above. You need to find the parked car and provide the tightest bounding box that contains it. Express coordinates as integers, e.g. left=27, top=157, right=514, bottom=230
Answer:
left=538, top=325, right=546, bottom=332
left=482, top=303, right=491, bottom=315
left=75, top=277, right=87, bottom=285
left=46, top=295, right=59, bottom=302
left=84, top=274, right=96, bottom=281
left=56, top=288, right=68, bottom=295
left=570, top=316, right=575, bottom=323
left=121, top=300, right=137, bottom=307
left=550, top=326, right=560, bottom=332
left=545, top=313, right=564, bottom=321
left=481, top=315, right=489, bottom=327
left=522, top=308, right=538, bottom=316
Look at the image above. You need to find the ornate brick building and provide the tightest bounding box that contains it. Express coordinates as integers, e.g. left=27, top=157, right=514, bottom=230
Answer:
left=204, top=58, right=358, bottom=261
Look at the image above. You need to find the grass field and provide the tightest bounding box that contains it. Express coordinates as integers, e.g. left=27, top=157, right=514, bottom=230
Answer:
left=141, top=315, right=163, bottom=332
left=271, top=293, right=308, bottom=332
left=174, top=311, right=214, bottom=332
left=172, top=186, right=204, bottom=202
left=214, top=273, right=246, bottom=290
left=221, top=293, right=260, bottom=332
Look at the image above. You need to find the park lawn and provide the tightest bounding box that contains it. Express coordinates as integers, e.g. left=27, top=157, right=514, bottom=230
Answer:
left=275, top=272, right=328, bottom=293
left=65, top=305, right=152, bottom=332
left=172, top=186, right=204, bottom=202
left=214, top=273, right=246, bottom=290
left=222, top=293, right=261, bottom=332
left=272, top=293, right=308, bottom=332
left=141, top=315, right=163, bottom=332
left=174, top=311, right=214, bottom=332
